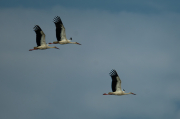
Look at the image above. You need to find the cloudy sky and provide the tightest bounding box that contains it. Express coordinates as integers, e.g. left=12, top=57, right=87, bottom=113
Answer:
left=0, top=0, right=180, bottom=119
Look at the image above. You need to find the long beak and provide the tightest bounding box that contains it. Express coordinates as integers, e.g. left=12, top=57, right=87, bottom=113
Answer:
left=49, top=43, right=53, bottom=44
left=77, top=43, right=81, bottom=45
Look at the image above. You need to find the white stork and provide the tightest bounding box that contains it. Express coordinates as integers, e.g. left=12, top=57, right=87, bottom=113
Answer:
left=49, top=16, right=81, bottom=45
left=29, top=25, right=59, bottom=51
left=103, top=69, right=136, bottom=96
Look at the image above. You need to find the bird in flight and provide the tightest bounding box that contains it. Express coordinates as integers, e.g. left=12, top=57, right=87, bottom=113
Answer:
left=29, top=25, right=59, bottom=51
left=49, top=16, right=81, bottom=45
left=103, top=69, right=136, bottom=96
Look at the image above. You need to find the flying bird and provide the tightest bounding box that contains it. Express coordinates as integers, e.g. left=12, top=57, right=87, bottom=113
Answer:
left=49, top=16, right=81, bottom=45
left=103, top=69, right=136, bottom=96
left=29, top=25, right=59, bottom=51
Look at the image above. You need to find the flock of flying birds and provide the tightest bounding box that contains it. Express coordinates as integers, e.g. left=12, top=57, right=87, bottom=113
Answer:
left=29, top=16, right=81, bottom=51
left=29, top=16, right=136, bottom=96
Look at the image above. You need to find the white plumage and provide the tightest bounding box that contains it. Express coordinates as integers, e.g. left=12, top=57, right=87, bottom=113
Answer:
left=29, top=25, right=59, bottom=51
left=49, top=16, right=81, bottom=45
left=103, top=69, right=136, bottom=96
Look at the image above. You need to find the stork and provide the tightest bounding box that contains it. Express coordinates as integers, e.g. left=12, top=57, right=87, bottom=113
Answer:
left=103, top=69, right=136, bottom=96
left=29, top=25, right=59, bottom=51
left=49, top=16, right=81, bottom=45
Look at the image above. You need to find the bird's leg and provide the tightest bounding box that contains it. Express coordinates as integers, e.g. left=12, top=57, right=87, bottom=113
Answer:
left=131, top=93, right=136, bottom=95
left=49, top=42, right=56, bottom=44
left=29, top=49, right=38, bottom=51
left=76, top=42, right=81, bottom=45
left=55, top=47, right=59, bottom=49
left=103, top=93, right=109, bottom=95
left=49, top=41, right=59, bottom=44
left=108, top=92, right=113, bottom=95
left=29, top=47, right=39, bottom=51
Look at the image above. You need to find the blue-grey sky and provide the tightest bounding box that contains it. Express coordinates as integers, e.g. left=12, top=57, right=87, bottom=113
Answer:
left=1, top=0, right=180, bottom=119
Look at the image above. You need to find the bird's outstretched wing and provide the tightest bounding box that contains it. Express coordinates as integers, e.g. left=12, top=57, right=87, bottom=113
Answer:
left=109, top=69, right=122, bottom=92
left=34, top=25, right=46, bottom=46
left=53, top=16, right=67, bottom=41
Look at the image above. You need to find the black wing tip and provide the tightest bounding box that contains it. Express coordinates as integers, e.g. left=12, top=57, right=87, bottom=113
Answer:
left=33, top=25, right=41, bottom=31
left=53, top=16, right=62, bottom=24
left=109, top=69, right=118, bottom=77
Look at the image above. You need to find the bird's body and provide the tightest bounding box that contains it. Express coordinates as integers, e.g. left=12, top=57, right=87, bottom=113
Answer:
left=34, top=45, right=56, bottom=50
left=29, top=25, right=59, bottom=51
left=55, top=39, right=78, bottom=45
left=103, top=69, right=136, bottom=96
left=107, top=91, right=132, bottom=95
left=49, top=16, right=81, bottom=45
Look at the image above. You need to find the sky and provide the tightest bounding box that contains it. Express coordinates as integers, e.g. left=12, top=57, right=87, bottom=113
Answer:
left=0, top=0, right=180, bottom=119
